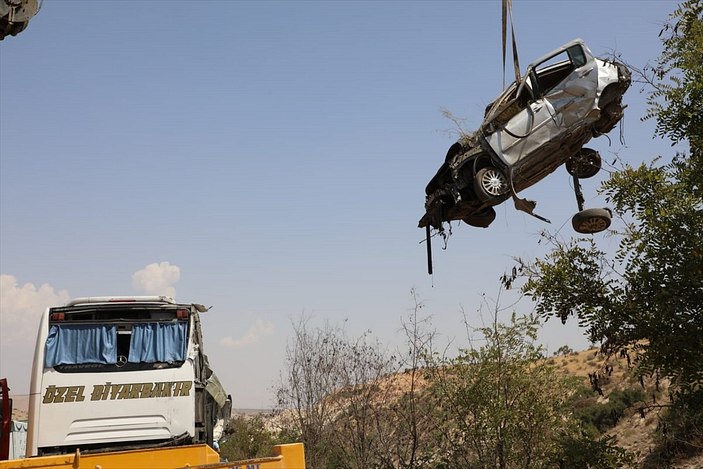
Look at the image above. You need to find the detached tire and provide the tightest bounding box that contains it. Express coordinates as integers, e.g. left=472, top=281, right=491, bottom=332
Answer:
left=474, top=167, right=508, bottom=201
left=566, top=148, right=601, bottom=179
left=572, top=208, right=612, bottom=234
left=463, top=207, right=496, bottom=228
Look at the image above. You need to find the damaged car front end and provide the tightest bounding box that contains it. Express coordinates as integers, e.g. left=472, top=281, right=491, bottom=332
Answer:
left=419, top=39, right=631, bottom=233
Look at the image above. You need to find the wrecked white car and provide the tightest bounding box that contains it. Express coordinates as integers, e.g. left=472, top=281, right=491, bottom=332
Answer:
left=419, top=39, right=631, bottom=234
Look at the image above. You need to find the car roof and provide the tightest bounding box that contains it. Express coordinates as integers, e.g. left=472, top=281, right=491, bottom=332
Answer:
left=525, top=38, right=587, bottom=72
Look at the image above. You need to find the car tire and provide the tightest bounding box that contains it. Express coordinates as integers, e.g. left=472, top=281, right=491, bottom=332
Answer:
left=474, top=167, right=508, bottom=201
left=572, top=208, right=612, bottom=234
left=566, top=148, right=601, bottom=179
left=462, top=207, right=496, bottom=228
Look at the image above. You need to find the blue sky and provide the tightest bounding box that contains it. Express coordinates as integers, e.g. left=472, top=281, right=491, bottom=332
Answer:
left=1, top=0, right=679, bottom=408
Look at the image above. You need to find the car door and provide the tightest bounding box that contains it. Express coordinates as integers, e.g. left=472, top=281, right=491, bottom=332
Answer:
left=539, top=43, right=599, bottom=128
left=484, top=73, right=557, bottom=167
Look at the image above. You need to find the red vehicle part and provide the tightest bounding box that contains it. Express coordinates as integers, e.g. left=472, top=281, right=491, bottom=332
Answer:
left=0, top=378, right=11, bottom=460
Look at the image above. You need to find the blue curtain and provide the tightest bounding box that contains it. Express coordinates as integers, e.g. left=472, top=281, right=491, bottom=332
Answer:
left=45, top=324, right=117, bottom=368
left=128, top=322, right=187, bottom=363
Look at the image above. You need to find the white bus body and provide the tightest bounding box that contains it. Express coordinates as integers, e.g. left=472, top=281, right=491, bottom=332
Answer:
left=26, top=297, right=228, bottom=457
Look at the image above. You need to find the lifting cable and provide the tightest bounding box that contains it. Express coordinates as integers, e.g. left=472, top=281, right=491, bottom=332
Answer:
left=501, top=0, right=537, bottom=141
left=501, top=0, right=521, bottom=89
left=500, top=0, right=550, bottom=223
left=424, top=1, right=524, bottom=276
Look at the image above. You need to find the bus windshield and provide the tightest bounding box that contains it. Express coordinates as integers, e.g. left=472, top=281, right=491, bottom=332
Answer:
left=45, top=304, right=189, bottom=373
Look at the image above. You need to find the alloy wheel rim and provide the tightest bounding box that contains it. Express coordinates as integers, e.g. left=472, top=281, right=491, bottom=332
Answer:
left=580, top=217, right=608, bottom=233
left=481, top=169, right=506, bottom=196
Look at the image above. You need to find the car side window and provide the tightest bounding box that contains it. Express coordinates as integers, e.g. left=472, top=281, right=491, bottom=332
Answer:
left=489, top=80, right=534, bottom=126
left=567, top=44, right=587, bottom=68
left=533, top=49, right=578, bottom=97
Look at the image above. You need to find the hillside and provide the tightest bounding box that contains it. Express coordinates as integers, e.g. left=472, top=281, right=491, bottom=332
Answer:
left=532, top=347, right=701, bottom=468
left=260, top=344, right=702, bottom=468
left=10, top=394, right=28, bottom=422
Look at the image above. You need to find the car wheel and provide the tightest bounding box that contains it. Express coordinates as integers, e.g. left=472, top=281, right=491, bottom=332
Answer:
left=462, top=207, right=496, bottom=228
left=566, top=148, right=601, bottom=179
left=474, top=167, right=508, bottom=201
left=572, top=208, right=612, bottom=234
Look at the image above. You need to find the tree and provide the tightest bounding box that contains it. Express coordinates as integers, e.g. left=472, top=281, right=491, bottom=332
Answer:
left=274, top=299, right=443, bottom=469
left=371, top=290, right=441, bottom=469
left=518, top=0, right=702, bottom=390
left=330, top=331, right=393, bottom=469
left=514, top=0, right=703, bottom=459
left=274, top=316, right=393, bottom=469
left=643, top=0, right=703, bottom=150
left=274, top=317, right=345, bottom=468
left=219, top=414, right=282, bottom=461
left=426, top=301, right=600, bottom=468
left=274, top=299, right=637, bottom=468
left=554, top=345, right=575, bottom=356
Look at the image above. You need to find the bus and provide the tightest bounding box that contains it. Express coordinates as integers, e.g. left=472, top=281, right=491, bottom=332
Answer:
left=26, top=296, right=230, bottom=457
